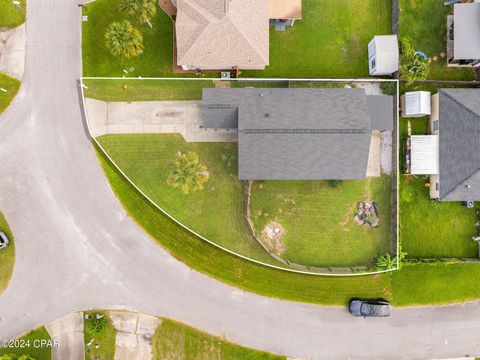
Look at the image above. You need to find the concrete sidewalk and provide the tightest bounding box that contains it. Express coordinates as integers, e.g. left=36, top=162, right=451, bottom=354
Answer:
left=85, top=98, right=237, bottom=142
left=45, top=312, right=85, bottom=360
left=0, top=24, right=25, bottom=80
left=110, top=311, right=161, bottom=360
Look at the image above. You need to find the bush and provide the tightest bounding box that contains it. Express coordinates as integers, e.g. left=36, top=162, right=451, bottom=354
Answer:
left=380, top=82, right=396, bottom=96
left=399, top=36, right=430, bottom=85
left=327, top=180, right=342, bottom=188
left=86, top=313, right=109, bottom=334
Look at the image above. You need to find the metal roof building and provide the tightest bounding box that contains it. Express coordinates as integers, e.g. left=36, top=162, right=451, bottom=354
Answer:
left=453, top=3, right=480, bottom=60
left=368, top=35, right=399, bottom=76
left=202, top=88, right=393, bottom=180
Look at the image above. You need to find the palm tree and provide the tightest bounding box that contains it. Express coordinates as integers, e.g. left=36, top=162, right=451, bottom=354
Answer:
left=105, top=21, right=144, bottom=59
left=168, top=152, right=209, bottom=194
left=375, top=254, right=397, bottom=271
left=119, top=0, right=157, bottom=28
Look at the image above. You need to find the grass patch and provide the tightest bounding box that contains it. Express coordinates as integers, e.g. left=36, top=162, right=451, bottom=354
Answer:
left=83, top=79, right=213, bottom=101
left=0, top=327, right=52, bottom=360
left=392, top=262, right=480, bottom=305
left=82, top=0, right=175, bottom=77
left=84, top=311, right=116, bottom=360
left=0, top=211, right=14, bottom=295
left=0, top=0, right=26, bottom=29
left=400, top=176, right=477, bottom=258
left=96, top=134, right=277, bottom=265
left=153, top=319, right=285, bottom=360
left=95, top=142, right=480, bottom=306
left=95, top=143, right=391, bottom=305
left=399, top=117, right=478, bottom=258
left=0, top=73, right=21, bottom=115
left=244, top=0, right=391, bottom=78
left=250, top=177, right=392, bottom=267
left=399, top=0, right=474, bottom=81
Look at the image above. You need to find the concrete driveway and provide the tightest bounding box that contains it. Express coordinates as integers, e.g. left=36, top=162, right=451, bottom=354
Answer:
left=86, top=98, right=237, bottom=142
left=1, top=1, right=480, bottom=359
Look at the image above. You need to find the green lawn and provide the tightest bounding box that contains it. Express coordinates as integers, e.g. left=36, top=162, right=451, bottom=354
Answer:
left=0, top=211, right=14, bottom=295
left=250, top=177, right=392, bottom=267
left=399, top=117, right=478, bottom=258
left=96, top=134, right=278, bottom=265
left=84, top=311, right=116, bottom=360
left=246, top=0, right=392, bottom=78
left=83, top=0, right=390, bottom=78
left=152, top=319, right=285, bottom=360
left=83, top=79, right=213, bottom=101
left=82, top=0, right=175, bottom=77
left=0, top=0, right=26, bottom=29
left=95, top=143, right=480, bottom=306
left=0, top=73, right=21, bottom=115
left=399, top=0, right=474, bottom=81
left=0, top=327, right=52, bottom=360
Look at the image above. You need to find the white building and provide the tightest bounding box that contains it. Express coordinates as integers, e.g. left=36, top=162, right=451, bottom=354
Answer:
left=401, top=91, right=432, bottom=117
left=368, top=35, right=399, bottom=76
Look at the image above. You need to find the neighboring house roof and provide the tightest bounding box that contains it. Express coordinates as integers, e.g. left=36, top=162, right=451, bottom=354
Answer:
left=439, top=89, right=480, bottom=201
left=175, top=0, right=269, bottom=69
left=202, top=88, right=393, bottom=180
left=453, top=3, right=480, bottom=60
left=269, top=0, right=302, bottom=19
left=367, top=95, right=394, bottom=131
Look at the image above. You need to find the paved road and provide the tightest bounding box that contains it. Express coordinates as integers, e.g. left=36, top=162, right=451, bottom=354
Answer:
left=0, top=1, right=480, bottom=359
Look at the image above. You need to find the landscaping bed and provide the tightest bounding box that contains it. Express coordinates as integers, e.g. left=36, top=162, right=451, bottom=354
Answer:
left=249, top=177, right=393, bottom=267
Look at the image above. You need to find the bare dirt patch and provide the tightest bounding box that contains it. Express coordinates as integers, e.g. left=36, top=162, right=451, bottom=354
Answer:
left=260, top=222, right=286, bottom=256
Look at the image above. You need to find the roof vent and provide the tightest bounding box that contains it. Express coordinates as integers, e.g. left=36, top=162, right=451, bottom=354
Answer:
left=466, top=184, right=471, bottom=189
left=265, top=113, right=270, bottom=118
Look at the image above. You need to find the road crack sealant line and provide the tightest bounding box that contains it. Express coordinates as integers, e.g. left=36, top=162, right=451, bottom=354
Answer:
left=79, top=77, right=400, bottom=277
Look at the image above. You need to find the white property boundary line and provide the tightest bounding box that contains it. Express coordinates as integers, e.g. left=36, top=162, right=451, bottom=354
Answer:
left=80, top=77, right=400, bottom=277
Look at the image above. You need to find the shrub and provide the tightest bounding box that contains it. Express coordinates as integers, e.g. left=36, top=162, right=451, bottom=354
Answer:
left=375, top=253, right=397, bottom=270
left=327, top=180, right=342, bottom=188
left=399, top=36, right=430, bottom=85
left=105, top=21, right=144, bottom=59
left=86, top=313, right=108, bottom=334
left=380, top=82, right=396, bottom=96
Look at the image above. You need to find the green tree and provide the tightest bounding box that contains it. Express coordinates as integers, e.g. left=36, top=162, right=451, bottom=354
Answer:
left=168, top=152, right=209, bottom=194
left=119, top=0, right=157, bottom=28
left=399, top=36, right=430, bottom=85
left=0, top=355, right=36, bottom=360
left=105, top=21, right=144, bottom=59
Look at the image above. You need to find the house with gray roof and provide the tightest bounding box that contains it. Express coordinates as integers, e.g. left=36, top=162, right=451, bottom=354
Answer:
left=407, top=89, right=480, bottom=202
left=201, top=88, right=393, bottom=180
left=447, top=3, right=480, bottom=67
left=173, top=0, right=302, bottom=71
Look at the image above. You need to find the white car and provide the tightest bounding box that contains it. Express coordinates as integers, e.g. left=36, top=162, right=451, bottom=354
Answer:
left=0, top=231, right=10, bottom=250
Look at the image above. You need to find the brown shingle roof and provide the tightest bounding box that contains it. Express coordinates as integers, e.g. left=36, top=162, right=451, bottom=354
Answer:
left=175, top=0, right=269, bottom=70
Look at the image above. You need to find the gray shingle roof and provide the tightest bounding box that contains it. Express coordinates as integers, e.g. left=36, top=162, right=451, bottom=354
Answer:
left=367, top=95, right=394, bottom=131
left=202, top=88, right=381, bottom=180
left=439, top=89, right=480, bottom=201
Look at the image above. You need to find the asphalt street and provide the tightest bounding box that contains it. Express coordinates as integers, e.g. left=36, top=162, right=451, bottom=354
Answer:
left=0, top=1, right=480, bottom=359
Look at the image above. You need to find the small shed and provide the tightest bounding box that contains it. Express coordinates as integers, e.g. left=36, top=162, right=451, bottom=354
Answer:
left=368, top=35, right=399, bottom=76
left=410, top=135, right=439, bottom=175
left=401, top=91, right=431, bottom=117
